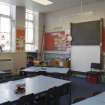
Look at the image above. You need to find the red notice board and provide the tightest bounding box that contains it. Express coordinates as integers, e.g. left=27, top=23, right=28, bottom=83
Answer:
left=44, top=31, right=67, bottom=51
left=44, top=33, right=54, bottom=50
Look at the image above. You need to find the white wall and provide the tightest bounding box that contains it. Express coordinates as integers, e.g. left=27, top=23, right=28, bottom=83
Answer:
left=45, top=1, right=105, bottom=72
left=16, top=6, right=25, bottom=29
left=45, top=1, right=105, bottom=32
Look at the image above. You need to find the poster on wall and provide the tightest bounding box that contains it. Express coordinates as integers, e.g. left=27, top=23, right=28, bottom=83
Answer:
left=16, top=29, right=25, bottom=52
left=44, top=31, right=71, bottom=51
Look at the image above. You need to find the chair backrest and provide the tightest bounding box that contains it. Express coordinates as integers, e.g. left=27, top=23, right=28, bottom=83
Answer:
left=91, top=63, right=102, bottom=70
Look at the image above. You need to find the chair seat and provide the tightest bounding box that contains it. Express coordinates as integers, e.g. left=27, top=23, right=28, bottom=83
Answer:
left=86, top=63, right=103, bottom=83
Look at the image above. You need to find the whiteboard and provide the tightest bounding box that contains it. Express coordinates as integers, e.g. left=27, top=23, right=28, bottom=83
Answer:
left=71, top=46, right=100, bottom=72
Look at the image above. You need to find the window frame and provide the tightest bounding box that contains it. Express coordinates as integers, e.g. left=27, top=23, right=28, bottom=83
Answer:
left=25, top=9, right=36, bottom=52
left=0, top=3, right=14, bottom=52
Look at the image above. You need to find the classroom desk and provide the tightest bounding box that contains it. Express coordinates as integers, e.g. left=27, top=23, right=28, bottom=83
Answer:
left=72, top=92, right=105, bottom=105
left=0, top=75, right=71, bottom=104
left=0, top=70, right=8, bottom=74
left=20, top=66, right=71, bottom=79
left=22, top=66, right=70, bottom=74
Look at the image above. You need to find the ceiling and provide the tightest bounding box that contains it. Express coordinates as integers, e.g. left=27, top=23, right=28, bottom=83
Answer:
left=0, top=0, right=105, bottom=13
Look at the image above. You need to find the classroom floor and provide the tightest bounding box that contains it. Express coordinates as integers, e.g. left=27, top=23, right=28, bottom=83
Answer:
left=69, top=76, right=105, bottom=103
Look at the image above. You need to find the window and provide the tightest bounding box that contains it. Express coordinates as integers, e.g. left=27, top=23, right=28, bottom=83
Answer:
left=25, top=9, right=39, bottom=52
left=0, top=2, right=15, bottom=52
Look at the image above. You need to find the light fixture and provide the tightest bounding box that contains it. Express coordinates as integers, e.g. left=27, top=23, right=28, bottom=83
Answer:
left=32, top=0, right=53, bottom=6
left=78, top=0, right=93, bottom=16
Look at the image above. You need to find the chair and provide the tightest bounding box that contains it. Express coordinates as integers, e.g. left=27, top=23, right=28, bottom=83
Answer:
left=48, top=59, right=59, bottom=67
left=73, top=97, right=86, bottom=103
left=87, top=63, right=102, bottom=83
left=90, top=63, right=102, bottom=71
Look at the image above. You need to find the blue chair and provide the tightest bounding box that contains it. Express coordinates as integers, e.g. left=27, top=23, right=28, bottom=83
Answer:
left=90, top=63, right=102, bottom=71
left=87, top=63, right=102, bottom=83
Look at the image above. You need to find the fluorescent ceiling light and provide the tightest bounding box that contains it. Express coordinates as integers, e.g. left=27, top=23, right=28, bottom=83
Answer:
left=32, top=0, right=53, bottom=6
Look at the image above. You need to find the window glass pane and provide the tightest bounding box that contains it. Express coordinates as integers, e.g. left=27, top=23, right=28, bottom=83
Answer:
left=26, top=9, right=33, bottom=21
left=26, top=12, right=28, bottom=20
left=25, top=9, right=38, bottom=52
left=0, top=3, right=15, bottom=52
left=26, top=9, right=33, bottom=14
left=0, top=17, right=11, bottom=33
left=26, top=12, right=33, bottom=21
left=0, top=4, right=10, bottom=16
left=25, top=44, right=35, bottom=52
left=0, top=33, right=10, bottom=51
left=28, top=13, right=33, bottom=20
left=25, top=21, right=33, bottom=28
left=25, top=28, right=33, bottom=43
